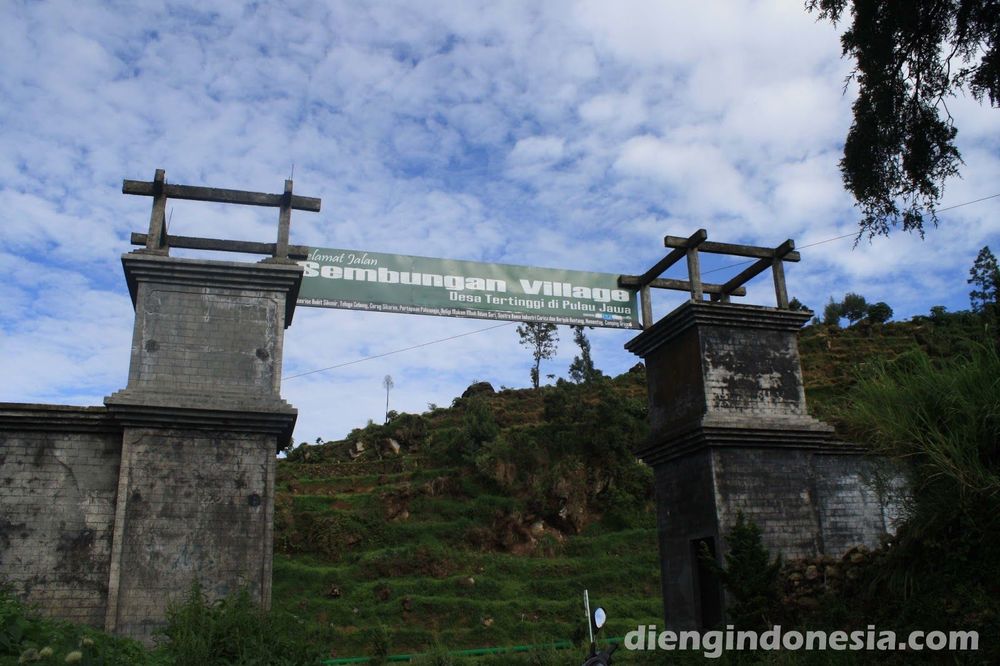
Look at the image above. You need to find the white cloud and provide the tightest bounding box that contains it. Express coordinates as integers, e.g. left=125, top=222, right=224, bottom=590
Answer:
left=2, top=0, right=998, bottom=444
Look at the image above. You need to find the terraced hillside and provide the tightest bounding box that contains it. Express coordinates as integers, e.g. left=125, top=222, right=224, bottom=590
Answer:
left=272, top=371, right=659, bottom=658
left=271, top=312, right=991, bottom=660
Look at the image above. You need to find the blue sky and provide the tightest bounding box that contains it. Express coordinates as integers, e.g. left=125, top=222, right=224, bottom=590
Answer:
left=2, top=0, right=998, bottom=446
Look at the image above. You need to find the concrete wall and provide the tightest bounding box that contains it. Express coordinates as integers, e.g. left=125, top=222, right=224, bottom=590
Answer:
left=628, top=302, right=902, bottom=630
left=0, top=252, right=301, bottom=642
left=0, top=406, right=121, bottom=627
left=653, top=451, right=719, bottom=631
left=106, top=429, right=276, bottom=641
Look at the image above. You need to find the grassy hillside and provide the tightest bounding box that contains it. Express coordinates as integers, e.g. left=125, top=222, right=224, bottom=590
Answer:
left=272, top=370, right=659, bottom=659
left=272, top=312, right=995, bottom=660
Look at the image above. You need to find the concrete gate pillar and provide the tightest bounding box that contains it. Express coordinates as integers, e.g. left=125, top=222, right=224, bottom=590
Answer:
left=626, top=301, right=893, bottom=630
left=102, top=251, right=301, bottom=641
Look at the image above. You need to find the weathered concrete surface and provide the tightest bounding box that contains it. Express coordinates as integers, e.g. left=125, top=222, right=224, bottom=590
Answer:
left=0, top=252, right=302, bottom=643
left=105, top=429, right=276, bottom=642
left=628, top=301, right=901, bottom=630
left=0, top=406, right=121, bottom=627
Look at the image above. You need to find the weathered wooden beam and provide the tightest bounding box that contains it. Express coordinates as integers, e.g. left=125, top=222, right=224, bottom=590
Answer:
left=123, top=179, right=321, bottom=212
left=686, top=247, right=703, bottom=301
left=663, top=236, right=800, bottom=262
left=636, top=229, right=708, bottom=288
left=717, top=239, right=797, bottom=298
left=640, top=286, right=652, bottom=330
left=130, top=232, right=310, bottom=258
left=618, top=275, right=746, bottom=296
left=145, top=169, right=167, bottom=254
left=772, top=259, right=789, bottom=308
left=276, top=179, right=293, bottom=258
left=720, top=257, right=772, bottom=296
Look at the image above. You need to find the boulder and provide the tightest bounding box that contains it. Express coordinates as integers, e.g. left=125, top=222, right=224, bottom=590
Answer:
left=461, top=381, right=496, bottom=398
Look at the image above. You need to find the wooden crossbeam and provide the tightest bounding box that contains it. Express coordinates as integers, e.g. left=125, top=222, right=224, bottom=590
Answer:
left=124, top=168, right=322, bottom=261
left=718, top=239, right=796, bottom=300
left=130, top=232, right=310, bottom=259
left=123, top=179, right=321, bottom=212
left=618, top=275, right=746, bottom=296
left=637, top=229, right=707, bottom=288
left=663, top=235, right=800, bottom=262
left=630, top=229, right=708, bottom=327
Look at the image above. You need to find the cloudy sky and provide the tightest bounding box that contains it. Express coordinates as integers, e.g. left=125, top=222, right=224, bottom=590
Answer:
left=2, top=0, right=998, bottom=446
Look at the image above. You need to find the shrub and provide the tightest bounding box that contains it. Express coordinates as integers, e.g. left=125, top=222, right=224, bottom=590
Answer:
left=157, top=581, right=322, bottom=665
left=702, top=513, right=782, bottom=630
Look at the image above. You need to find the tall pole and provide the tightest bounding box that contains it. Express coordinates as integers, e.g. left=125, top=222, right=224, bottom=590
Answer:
left=382, top=375, right=394, bottom=424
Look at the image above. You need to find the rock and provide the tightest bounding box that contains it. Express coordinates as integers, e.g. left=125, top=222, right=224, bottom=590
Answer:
left=481, top=616, right=494, bottom=627
left=529, top=520, right=546, bottom=538
left=805, top=565, right=820, bottom=581
left=849, top=552, right=866, bottom=564
left=326, top=584, right=342, bottom=598
left=824, top=564, right=841, bottom=578
left=381, top=438, right=401, bottom=456
left=458, top=576, right=476, bottom=588
left=462, top=382, right=495, bottom=398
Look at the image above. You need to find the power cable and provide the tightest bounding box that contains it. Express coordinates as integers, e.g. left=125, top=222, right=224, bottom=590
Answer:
left=282, top=191, right=999, bottom=379
left=282, top=321, right=514, bottom=380
left=701, top=191, right=1000, bottom=277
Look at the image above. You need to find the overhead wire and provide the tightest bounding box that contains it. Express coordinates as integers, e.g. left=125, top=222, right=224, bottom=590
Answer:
left=701, top=191, right=1000, bottom=277
left=282, top=191, right=1000, bottom=379
left=283, top=321, right=514, bottom=380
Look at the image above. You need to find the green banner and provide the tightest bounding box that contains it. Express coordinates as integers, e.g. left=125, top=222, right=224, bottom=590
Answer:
left=296, top=247, right=640, bottom=329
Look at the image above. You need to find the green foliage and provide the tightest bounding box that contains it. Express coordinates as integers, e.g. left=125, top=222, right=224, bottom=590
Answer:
left=568, top=326, right=602, bottom=384
left=840, top=292, right=868, bottom=324
left=472, top=380, right=651, bottom=533
left=0, top=587, right=151, bottom=666
left=363, top=624, right=391, bottom=665
left=838, top=346, right=1000, bottom=541
left=787, top=297, right=808, bottom=312
left=865, top=301, right=893, bottom=323
left=808, top=0, right=999, bottom=237
left=702, top=513, right=782, bottom=630
left=810, top=345, right=1000, bottom=660
left=515, top=323, right=558, bottom=389
left=968, top=245, right=1000, bottom=313
left=822, top=298, right=842, bottom=326
left=462, top=398, right=499, bottom=452
left=157, top=581, right=322, bottom=665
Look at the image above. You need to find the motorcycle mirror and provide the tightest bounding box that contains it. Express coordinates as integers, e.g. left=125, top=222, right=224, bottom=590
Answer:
left=592, top=606, right=606, bottom=631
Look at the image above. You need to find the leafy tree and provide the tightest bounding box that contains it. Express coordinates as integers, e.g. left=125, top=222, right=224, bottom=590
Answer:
left=968, top=245, right=1000, bottom=313
left=841, top=292, right=869, bottom=323
left=702, top=512, right=782, bottom=630
left=788, top=297, right=809, bottom=312
left=823, top=297, right=843, bottom=326
left=808, top=0, right=1000, bottom=237
left=568, top=325, right=601, bottom=383
left=516, top=322, right=558, bottom=388
left=866, top=301, right=893, bottom=323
